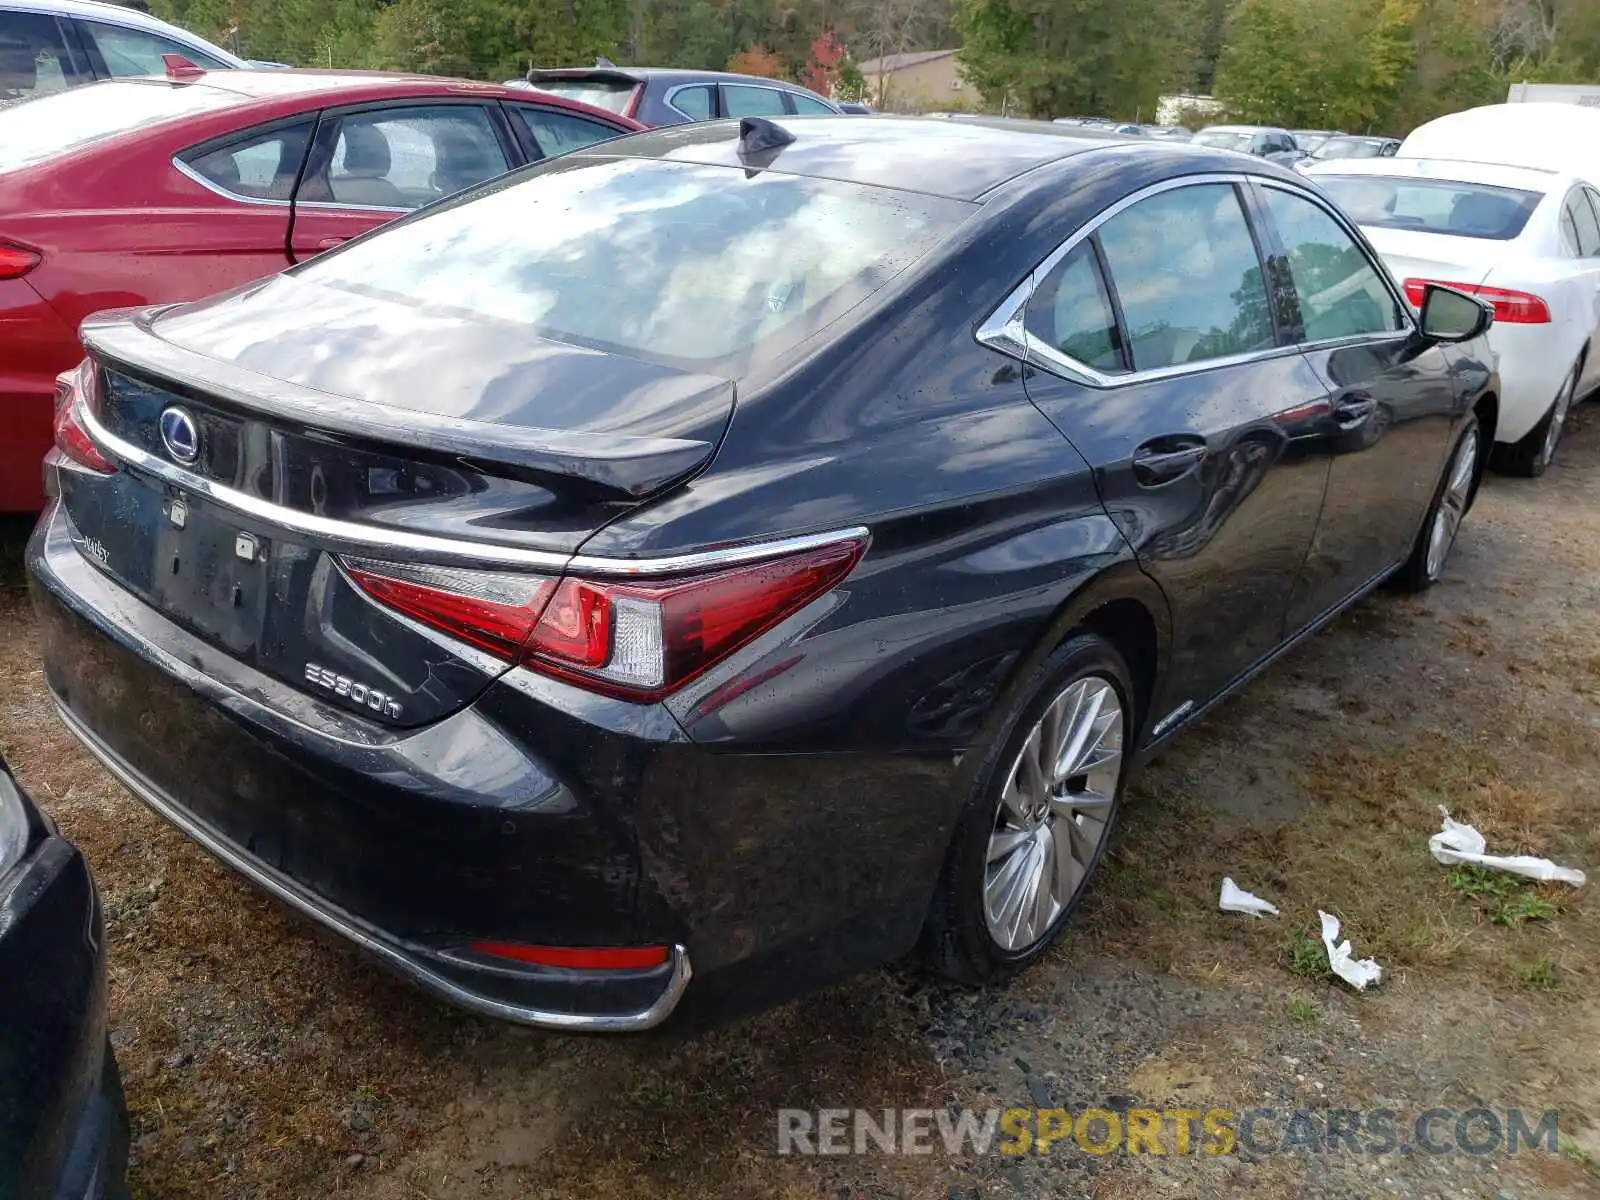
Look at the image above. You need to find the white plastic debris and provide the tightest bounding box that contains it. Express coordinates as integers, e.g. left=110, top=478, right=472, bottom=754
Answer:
left=1318, top=910, right=1383, bottom=991
left=1219, top=877, right=1280, bottom=917
left=1428, top=807, right=1586, bottom=887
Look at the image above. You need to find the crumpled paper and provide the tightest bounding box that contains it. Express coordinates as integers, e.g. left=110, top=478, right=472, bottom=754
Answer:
left=1319, top=910, right=1382, bottom=991
left=1428, top=807, right=1586, bottom=887
left=1219, top=877, right=1280, bottom=917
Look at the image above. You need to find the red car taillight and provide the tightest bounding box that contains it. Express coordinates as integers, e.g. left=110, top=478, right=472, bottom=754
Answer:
left=343, top=534, right=867, bottom=701
left=1402, top=278, right=1550, bottom=324
left=52, top=362, right=117, bottom=475
left=0, top=240, right=39, bottom=280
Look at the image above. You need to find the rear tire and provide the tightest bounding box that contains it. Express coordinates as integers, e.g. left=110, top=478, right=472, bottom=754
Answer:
left=1393, top=414, right=1481, bottom=593
left=923, top=633, right=1133, bottom=985
left=1493, top=363, right=1577, bottom=478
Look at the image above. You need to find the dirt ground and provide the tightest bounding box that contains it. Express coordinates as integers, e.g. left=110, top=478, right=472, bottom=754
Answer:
left=4, top=409, right=1600, bottom=1199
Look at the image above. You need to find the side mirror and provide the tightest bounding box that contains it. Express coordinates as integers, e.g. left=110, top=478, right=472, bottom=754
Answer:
left=1419, top=284, right=1492, bottom=343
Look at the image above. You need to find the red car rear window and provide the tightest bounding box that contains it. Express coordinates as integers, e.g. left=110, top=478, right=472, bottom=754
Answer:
left=0, top=79, right=235, bottom=171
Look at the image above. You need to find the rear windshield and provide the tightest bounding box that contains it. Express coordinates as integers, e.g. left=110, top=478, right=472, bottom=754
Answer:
left=292, top=156, right=973, bottom=372
left=1317, top=176, right=1543, bottom=240
left=1313, top=138, right=1388, bottom=161
left=532, top=78, right=637, bottom=114
left=0, top=79, right=235, bottom=171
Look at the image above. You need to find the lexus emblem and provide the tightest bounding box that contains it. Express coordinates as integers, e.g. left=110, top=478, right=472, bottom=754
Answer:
left=159, top=406, right=199, bottom=464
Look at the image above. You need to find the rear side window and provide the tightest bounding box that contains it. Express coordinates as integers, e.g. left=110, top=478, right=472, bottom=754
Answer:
left=180, top=121, right=311, bottom=200
left=668, top=84, right=713, bottom=120
left=1259, top=187, right=1405, bottom=340
left=0, top=79, right=233, bottom=171
left=1562, top=191, right=1600, bottom=257
left=1095, top=183, right=1274, bottom=370
left=0, top=11, right=84, bottom=106
left=1024, top=242, right=1127, bottom=373
left=79, top=20, right=231, bottom=75
left=723, top=84, right=786, bottom=116
left=300, top=106, right=509, bottom=210
left=1316, top=176, right=1543, bottom=241
left=292, top=157, right=972, bottom=371
left=509, top=105, right=622, bottom=159
left=534, top=78, right=636, bottom=114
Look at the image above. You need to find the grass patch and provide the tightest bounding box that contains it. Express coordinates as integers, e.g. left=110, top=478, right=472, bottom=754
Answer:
left=1447, top=865, right=1560, bottom=926
left=1283, top=932, right=1333, bottom=983
left=1284, top=995, right=1321, bottom=1027
left=1512, top=955, right=1559, bottom=991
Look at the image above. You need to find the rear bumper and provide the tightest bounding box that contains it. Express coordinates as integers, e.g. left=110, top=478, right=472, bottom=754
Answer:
left=28, top=501, right=690, bottom=1032
left=0, top=795, right=128, bottom=1199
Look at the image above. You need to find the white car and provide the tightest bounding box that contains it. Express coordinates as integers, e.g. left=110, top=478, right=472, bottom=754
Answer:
left=1399, top=102, right=1600, bottom=180
left=0, top=0, right=245, bottom=106
left=1309, top=156, right=1600, bottom=475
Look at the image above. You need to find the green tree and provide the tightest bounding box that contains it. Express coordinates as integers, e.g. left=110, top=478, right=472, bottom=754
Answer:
left=956, top=0, right=1194, bottom=119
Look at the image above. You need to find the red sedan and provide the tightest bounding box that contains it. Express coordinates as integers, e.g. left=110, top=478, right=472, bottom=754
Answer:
left=0, top=67, right=642, bottom=511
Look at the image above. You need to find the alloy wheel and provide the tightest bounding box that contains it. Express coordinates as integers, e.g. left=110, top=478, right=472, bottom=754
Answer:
left=1541, top=368, right=1577, bottom=468
left=983, top=675, right=1123, bottom=952
left=1426, top=426, right=1478, bottom=581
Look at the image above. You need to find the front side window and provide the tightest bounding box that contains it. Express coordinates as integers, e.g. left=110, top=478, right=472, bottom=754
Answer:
left=789, top=93, right=835, bottom=115
left=302, top=106, right=509, bottom=210
left=510, top=106, right=623, bottom=159
left=1260, top=187, right=1405, bottom=340
left=722, top=84, right=786, bottom=117
left=79, top=21, right=231, bottom=75
left=1095, top=183, right=1274, bottom=370
left=0, top=11, right=82, bottom=106
left=292, top=157, right=972, bottom=371
left=1024, top=242, right=1127, bottom=373
left=180, top=121, right=312, bottom=200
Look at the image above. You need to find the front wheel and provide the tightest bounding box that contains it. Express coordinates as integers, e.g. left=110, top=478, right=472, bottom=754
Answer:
left=923, top=633, right=1133, bottom=985
left=1393, top=414, right=1480, bottom=592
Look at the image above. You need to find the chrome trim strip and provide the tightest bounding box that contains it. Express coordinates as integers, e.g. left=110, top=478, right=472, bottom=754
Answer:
left=79, top=403, right=868, bottom=575
left=51, top=698, right=692, bottom=1032
left=1149, top=700, right=1194, bottom=739
left=976, top=171, right=1403, bottom=387
left=170, top=156, right=292, bottom=208
left=294, top=198, right=411, bottom=215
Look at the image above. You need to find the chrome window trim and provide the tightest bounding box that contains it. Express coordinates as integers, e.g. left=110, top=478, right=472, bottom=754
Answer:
left=51, top=698, right=691, bottom=1032
left=77, top=401, right=868, bottom=576
left=977, top=172, right=1291, bottom=388
left=294, top=198, right=410, bottom=214
left=1252, top=177, right=1418, bottom=339
left=977, top=171, right=1419, bottom=387
left=170, top=155, right=291, bottom=208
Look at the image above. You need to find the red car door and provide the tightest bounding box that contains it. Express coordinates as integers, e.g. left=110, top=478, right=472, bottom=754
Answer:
left=288, top=101, right=517, bottom=262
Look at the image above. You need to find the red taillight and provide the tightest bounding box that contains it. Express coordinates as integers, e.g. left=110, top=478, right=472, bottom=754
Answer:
left=0, top=240, right=40, bottom=280
left=1402, top=278, right=1550, bottom=324
left=52, top=362, right=116, bottom=474
left=343, top=534, right=867, bottom=701
left=467, top=942, right=670, bottom=971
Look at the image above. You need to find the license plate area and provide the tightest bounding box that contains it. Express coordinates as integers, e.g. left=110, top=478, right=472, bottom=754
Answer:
left=149, top=496, right=274, bottom=656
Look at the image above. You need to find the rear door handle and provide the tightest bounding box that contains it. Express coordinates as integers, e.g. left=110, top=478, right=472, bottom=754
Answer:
left=1131, top=436, right=1208, bottom=486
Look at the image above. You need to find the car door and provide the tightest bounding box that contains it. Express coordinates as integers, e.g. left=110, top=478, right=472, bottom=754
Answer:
left=1000, top=178, right=1333, bottom=711
left=1572, top=187, right=1600, bottom=393
left=1250, top=180, right=1463, bottom=628
left=167, top=118, right=312, bottom=289
left=502, top=101, right=629, bottom=160
left=287, top=102, right=516, bottom=262
left=0, top=9, right=92, bottom=103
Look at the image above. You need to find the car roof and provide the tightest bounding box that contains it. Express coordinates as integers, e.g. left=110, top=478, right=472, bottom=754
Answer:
left=530, top=66, right=816, bottom=90
left=1199, top=124, right=1288, bottom=134
left=2, top=0, right=248, bottom=64
left=1306, top=156, right=1563, bottom=192
left=147, top=68, right=541, bottom=101
left=590, top=115, right=1250, bottom=201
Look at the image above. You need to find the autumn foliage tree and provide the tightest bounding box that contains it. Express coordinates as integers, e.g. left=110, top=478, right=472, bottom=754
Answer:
left=800, top=29, right=845, bottom=95
left=726, top=46, right=785, bottom=78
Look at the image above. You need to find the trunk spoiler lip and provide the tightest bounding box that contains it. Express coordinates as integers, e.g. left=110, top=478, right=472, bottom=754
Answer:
left=79, top=309, right=726, bottom=501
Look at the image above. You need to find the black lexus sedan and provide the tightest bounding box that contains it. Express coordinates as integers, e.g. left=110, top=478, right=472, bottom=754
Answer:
left=28, top=116, right=1497, bottom=1031
left=0, top=754, right=128, bottom=1196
